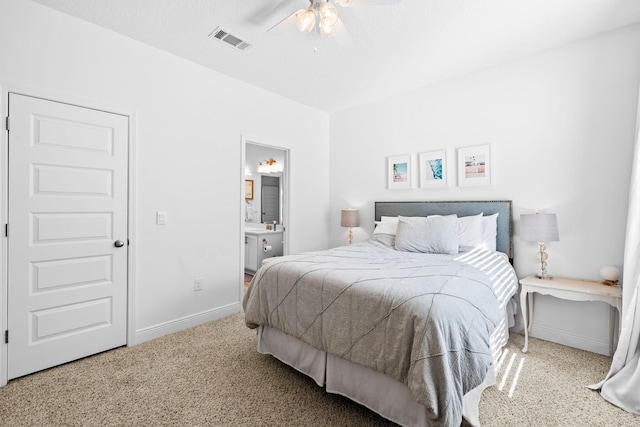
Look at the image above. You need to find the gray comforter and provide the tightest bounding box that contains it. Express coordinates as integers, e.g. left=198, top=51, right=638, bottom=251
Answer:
left=243, top=240, right=518, bottom=426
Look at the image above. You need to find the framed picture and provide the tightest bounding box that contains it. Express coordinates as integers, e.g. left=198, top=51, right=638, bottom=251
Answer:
left=244, top=179, right=254, bottom=200
left=458, top=145, right=492, bottom=186
left=419, top=150, right=448, bottom=188
left=387, top=155, right=412, bottom=190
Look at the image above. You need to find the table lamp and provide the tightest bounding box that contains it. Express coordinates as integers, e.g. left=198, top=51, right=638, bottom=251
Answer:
left=520, top=212, right=559, bottom=279
left=340, top=208, right=360, bottom=245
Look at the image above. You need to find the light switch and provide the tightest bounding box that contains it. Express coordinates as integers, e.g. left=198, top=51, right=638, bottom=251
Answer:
left=156, top=211, right=167, bottom=225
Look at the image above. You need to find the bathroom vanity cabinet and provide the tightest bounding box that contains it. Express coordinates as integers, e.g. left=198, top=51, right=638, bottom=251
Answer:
left=244, top=229, right=283, bottom=273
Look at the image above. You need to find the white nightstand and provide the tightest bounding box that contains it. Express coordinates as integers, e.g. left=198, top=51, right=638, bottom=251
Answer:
left=519, top=275, right=622, bottom=355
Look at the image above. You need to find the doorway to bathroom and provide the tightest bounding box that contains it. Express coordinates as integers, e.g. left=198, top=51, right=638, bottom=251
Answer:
left=241, top=136, right=289, bottom=296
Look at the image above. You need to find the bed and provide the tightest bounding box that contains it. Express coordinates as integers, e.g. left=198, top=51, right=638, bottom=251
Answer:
left=243, top=201, right=518, bottom=426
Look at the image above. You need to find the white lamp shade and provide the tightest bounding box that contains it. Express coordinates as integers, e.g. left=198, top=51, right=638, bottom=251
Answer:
left=520, top=213, right=559, bottom=242
left=341, top=209, right=360, bottom=228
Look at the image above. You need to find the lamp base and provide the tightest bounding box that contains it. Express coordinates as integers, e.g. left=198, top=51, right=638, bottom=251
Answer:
left=536, top=242, right=552, bottom=280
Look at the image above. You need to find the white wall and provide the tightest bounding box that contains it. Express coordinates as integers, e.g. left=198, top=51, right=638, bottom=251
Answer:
left=0, top=0, right=330, bottom=349
left=329, top=24, right=640, bottom=355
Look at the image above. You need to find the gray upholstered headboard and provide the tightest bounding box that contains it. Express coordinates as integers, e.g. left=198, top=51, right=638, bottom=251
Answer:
left=375, top=200, right=513, bottom=262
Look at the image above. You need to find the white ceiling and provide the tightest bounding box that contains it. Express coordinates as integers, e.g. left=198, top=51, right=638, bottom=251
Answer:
left=31, top=0, right=640, bottom=113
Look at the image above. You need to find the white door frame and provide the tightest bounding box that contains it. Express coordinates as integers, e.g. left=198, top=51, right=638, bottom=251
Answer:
left=240, top=134, right=290, bottom=300
left=0, top=82, right=138, bottom=387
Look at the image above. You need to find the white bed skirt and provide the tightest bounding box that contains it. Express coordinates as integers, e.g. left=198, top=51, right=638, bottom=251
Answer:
left=256, top=301, right=515, bottom=427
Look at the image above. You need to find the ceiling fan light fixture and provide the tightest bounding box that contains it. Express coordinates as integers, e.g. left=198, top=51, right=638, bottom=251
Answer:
left=319, top=21, right=333, bottom=37
left=319, top=2, right=339, bottom=28
left=296, top=8, right=317, bottom=34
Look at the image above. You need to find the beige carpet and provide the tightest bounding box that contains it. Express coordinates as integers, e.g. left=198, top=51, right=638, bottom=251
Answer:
left=0, top=312, right=637, bottom=427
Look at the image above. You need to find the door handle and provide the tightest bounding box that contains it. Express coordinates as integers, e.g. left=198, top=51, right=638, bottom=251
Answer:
left=114, top=240, right=125, bottom=248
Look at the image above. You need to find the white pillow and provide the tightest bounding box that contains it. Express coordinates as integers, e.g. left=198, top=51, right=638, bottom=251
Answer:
left=369, top=233, right=395, bottom=247
left=394, top=215, right=459, bottom=254
left=480, top=213, right=499, bottom=251
left=457, top=213, right=484, bottom=250
left=373, top=216, right=399, bottom=236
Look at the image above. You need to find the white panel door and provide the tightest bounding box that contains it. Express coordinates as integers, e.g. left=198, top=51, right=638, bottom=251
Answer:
left=7, top=93, right=129, bottom=379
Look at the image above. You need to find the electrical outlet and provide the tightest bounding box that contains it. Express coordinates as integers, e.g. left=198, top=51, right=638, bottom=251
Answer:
left=194, top=277, right=203, bottom=291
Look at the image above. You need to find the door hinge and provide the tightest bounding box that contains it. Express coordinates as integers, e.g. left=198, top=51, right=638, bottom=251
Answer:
left=4, top=224, right=8, bottom=237
left=5, top=116, right=9, bottom=131
left=4, top=330, right=7, bottom=344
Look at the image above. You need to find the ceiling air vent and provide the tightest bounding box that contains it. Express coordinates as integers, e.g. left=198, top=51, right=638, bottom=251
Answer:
left=209, top=27, right=252, bottom=52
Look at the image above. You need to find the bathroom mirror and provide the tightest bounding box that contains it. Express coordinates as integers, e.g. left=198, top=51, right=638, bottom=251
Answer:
left=245, top=143, right=286, bottom=226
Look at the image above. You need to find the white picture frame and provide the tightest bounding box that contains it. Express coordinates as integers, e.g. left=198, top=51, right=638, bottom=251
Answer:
left=419, top=150, right=448, bottom=188
left=387, top=155, right=412, bottom=190
left=458, top=145, right=492, bottom=186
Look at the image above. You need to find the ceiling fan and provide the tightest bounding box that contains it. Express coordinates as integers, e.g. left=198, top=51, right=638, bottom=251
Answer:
left=268, top=0, right=402, bottom=46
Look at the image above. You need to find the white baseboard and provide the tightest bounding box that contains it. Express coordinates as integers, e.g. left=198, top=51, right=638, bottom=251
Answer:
left=134, top=302, right=241, bottom=345
left=511, top=320, right=611, bottom=356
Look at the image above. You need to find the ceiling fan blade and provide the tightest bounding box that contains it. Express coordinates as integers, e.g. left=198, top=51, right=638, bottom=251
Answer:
left=267, top=9, right=305, bottom=34
left=250, top=0, right=301, bottom=25
left=331, top=17, right=353, bottom=46
left=338, top=0, right=401, bottom=6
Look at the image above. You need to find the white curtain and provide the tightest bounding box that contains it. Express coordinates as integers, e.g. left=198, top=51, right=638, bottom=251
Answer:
left=588, top=91, right=640, bottom=414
